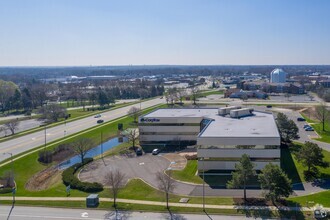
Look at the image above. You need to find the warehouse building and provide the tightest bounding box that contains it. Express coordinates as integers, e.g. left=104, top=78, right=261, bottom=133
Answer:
left=139, top=107, right=281, bottom=171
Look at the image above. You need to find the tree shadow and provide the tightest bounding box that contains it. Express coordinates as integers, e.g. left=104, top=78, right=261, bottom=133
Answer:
left=104, top=209, right=132, bottom=220
left=160, top=208, right=187, bottom=220
left=234, top=198, right=306, bottom=219
left=281, top=145, right=302, bottom=185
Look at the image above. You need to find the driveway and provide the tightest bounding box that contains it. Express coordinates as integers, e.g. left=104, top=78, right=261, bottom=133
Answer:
left=274, top=108, right=330, bottom=151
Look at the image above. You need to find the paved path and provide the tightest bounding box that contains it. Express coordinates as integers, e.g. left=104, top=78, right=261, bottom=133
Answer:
left=0, top=98, right=164, bottom=162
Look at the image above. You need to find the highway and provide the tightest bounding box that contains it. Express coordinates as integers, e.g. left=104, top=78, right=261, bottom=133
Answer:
left=0, top=98, right=164, bottom=162
left=0, top=205, right=251, bottom=220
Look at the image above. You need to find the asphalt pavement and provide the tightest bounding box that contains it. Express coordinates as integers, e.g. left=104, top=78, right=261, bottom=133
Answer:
left=0, top=98, right=164, bottom=162
left=0, top=205, right=259, bottom=220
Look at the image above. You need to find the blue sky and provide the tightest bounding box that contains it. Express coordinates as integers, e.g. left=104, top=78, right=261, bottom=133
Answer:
left=0, top=0, right=329, bottom=66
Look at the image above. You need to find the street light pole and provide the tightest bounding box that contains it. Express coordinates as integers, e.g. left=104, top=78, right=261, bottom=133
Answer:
left=202, top=157, right=205, bottom=212
left=101, top=132, right=103, bottom=159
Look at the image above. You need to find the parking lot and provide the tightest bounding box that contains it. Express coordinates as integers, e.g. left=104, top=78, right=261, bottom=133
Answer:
left=79, top=154, right=170, bottom=187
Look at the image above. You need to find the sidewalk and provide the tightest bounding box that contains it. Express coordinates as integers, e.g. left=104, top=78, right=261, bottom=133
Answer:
left=0, top=196, right=328, bottom=212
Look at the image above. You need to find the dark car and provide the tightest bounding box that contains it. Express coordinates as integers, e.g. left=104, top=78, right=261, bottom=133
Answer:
left=136, top=148, right=143, bottom=156
left=297, top=117, right=306, bottom=121
left=266, top=105, right=272, bottom=108
left=97, top=119, right=104, bottom=124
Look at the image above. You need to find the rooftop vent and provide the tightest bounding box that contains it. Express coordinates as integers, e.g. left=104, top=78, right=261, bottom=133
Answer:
left=218, top=106, right=241, bottom=116
left=230, top=108, right=254, bottom=118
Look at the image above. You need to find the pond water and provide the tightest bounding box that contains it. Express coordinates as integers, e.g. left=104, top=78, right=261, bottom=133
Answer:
left=58, top=137, right=127, bottom=170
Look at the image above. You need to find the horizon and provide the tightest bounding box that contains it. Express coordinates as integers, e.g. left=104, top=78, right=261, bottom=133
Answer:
left=1, top=0, right=330, bottom=66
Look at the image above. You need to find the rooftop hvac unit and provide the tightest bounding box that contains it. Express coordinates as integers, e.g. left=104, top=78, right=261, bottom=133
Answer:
left=218, top=106, right=241, bottom=116
left=230, top=108, right=254, bottom=118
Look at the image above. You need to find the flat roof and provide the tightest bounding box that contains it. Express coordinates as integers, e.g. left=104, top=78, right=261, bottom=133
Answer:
left=142, top=108, right=280, bottom=138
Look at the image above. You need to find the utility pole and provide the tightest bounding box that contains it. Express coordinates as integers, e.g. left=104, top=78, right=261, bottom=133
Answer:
left=44, top=125, right=47, bottom=151
left=101, top=132, right=103, bottom=159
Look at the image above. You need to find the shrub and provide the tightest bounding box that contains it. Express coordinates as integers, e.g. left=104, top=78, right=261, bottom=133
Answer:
left=0, top=187, right=13, bottom=194
left=185, top=154, right=197, bottom=160
left=62, top=158, right=103, bottom=193
left=38, top=150, right=53, bottom=164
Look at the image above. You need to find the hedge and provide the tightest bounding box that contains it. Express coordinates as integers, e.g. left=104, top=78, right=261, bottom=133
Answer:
left=62, top=158, right=103, bottom=193
left=0, top=187, right=13, bottom=194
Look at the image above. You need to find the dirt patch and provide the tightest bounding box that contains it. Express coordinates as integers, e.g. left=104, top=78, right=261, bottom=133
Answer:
left=301, top=107, right=320, bottom=121
left=25, top=166, right=62, bottom=191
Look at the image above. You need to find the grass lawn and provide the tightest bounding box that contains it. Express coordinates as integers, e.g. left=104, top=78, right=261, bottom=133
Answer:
left=288, top=190, right=330, bottom=207
left=170, top=160, right=203, bottom=184
left=282, top=143, right=330, bottom=183
left=199, top=90, right=224, bottom=97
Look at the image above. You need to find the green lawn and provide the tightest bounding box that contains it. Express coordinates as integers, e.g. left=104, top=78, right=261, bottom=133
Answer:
left=288, top=190, right=330, bottom=207
left=282, top=143, right=330, bottom=183
left=199, top=90, right=224, bottom=97
left=170, top=160, right=203, bottom=184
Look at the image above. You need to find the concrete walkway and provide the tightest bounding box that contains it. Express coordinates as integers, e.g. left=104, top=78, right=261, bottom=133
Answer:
left=0, top=196, right=328, bottom=212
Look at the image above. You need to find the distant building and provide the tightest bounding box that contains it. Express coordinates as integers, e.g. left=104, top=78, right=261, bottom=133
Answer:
left=319, top=80, right=330, bottom=88
left=270, top=68, right=287, bottom=83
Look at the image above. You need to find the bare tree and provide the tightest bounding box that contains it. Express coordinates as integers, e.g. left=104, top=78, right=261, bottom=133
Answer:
left=315, top=103, right=330, bottom=131
left=105, top=170, right=126, bottom=208
left=39, top=104, right=67, bottom=123
left=122, top=128, right=139, bottom=151
left=156, top=171, right=176, bottom=210
left=191, top=87, right=200, bottom=105
left=72, top=138, right=94, bottom=163
left=4, top=120, right=20, bottom=135
left=127, top=106, right=140, bottom=123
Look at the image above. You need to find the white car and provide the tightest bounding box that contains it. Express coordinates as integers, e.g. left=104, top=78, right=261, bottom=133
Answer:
left=94, top=114, right=101, bottom=118
left=152, top=149, right=160, bottom=155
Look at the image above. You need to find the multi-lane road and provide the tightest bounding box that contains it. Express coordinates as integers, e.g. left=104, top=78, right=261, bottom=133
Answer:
left=0, top=206, right=251, bottom=220
left=0, top=98, right=164, bottom=162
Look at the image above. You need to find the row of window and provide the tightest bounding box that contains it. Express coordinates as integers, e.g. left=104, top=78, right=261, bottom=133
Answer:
left=138, top=123, right=201, bottom=126
left=140, top=132, right=198, bottom=135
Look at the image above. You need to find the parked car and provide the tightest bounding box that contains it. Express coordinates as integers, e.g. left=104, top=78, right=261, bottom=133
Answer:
left=305, top=127, right=314, bottom=131
left=297, top=117, right=306, bottom=121
left=97, top=119, right=104, bottom=124
left=152, top=148, right=160, bottom=155
left=136, top=148, right=143, bottom=156
left=94, top=114, right=101, bottom=118
left=303, top=124, right=311, bottom=128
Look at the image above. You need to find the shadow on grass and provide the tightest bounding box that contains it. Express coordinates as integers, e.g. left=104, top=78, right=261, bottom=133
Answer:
left=281, top=144, right=302, bottom=185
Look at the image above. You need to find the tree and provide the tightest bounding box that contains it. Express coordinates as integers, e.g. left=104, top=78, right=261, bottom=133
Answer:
left=227, top=154, right=256, bottom=202
left=284, top=93, right=291, bottom=101
left=191, top=87, right=200, bottom=105
left=105, top=170, right=126, bottom=208
left=121, top=128, right=139, bottom=151
left=315, top=103, right=329, bottom=132
left=127, top=106, right=140, bottom=123
left=296, top=142, right=328, bottom=179
left=39, top=104, right=67, bottom=122
left=156, top=171, right=176, bottom=209
left=97, top=89, right=108, bottom=107
left=4, top=120, right=20, bottom=135
left=258, top=163, right=292, bottom=203
left=276, top=112, right=299, bottom=142
left=72, top=138, right=94, bottom=163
